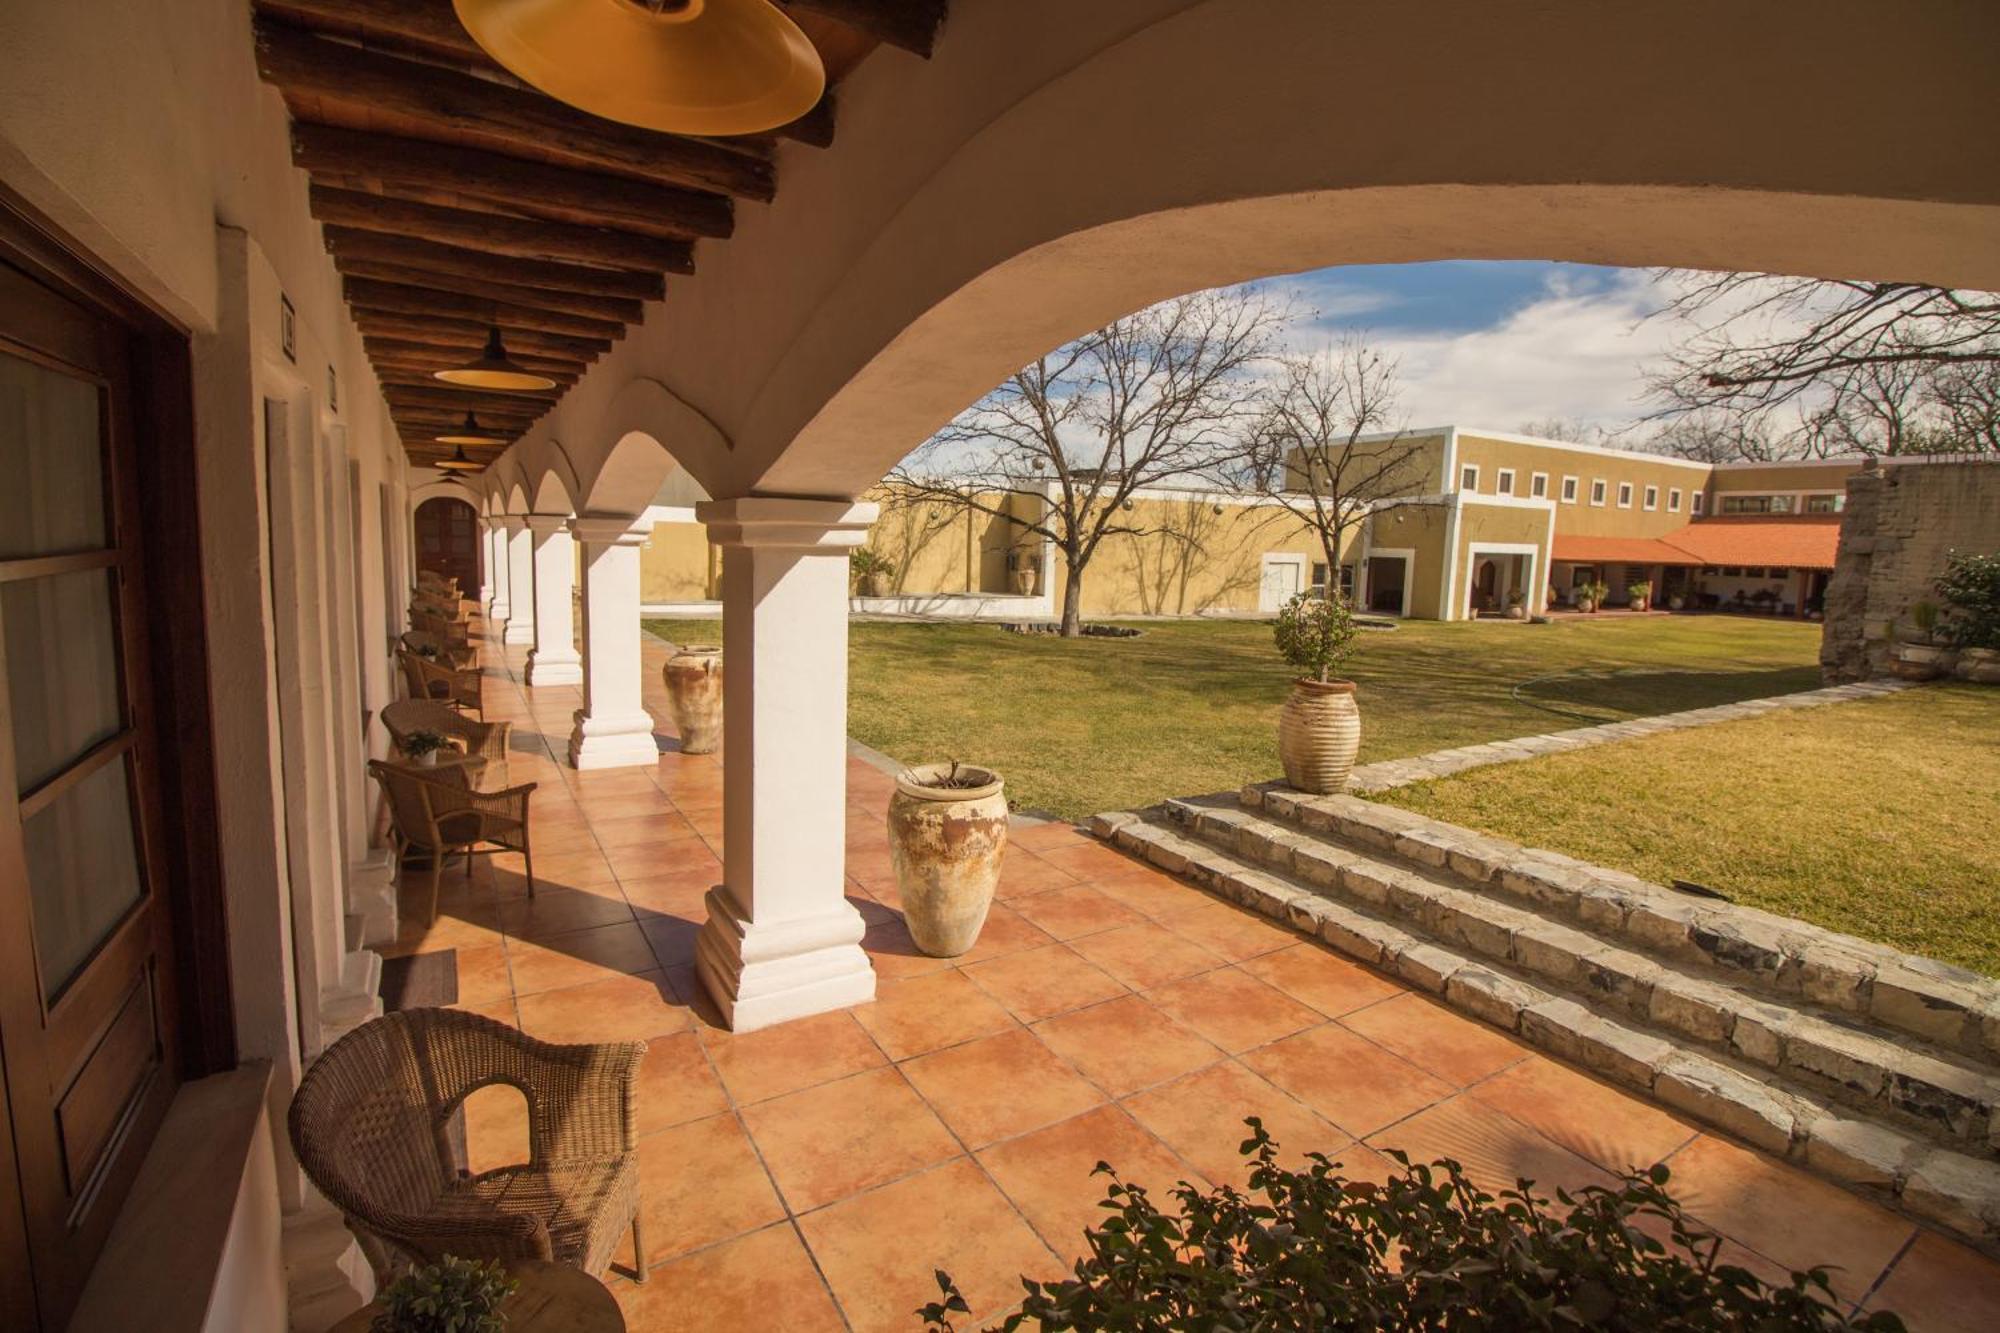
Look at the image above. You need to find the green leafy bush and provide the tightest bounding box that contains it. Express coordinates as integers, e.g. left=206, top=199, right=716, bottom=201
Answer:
left=1273, top=592, right=1357, bottom=682
left=850, top=546, right=897, bottom=579
left=1936, top=549, right=2000, bottom=649
left=921, top=1121, right=1903, bottom=1332
left=372, top=1256, right=516, bottom=1333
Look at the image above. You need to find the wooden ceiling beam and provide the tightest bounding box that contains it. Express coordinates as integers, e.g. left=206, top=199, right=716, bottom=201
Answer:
left=786, top=0, right=946, bottom=57
left=354, top=311, right=612, bottom=358
left=374, top=369, right=559, bottom=398
left=383, top=383, right=556, bottom=414
left=323, top=229, right=665, bottom=302
left=311, top=185, right=692, bottom=274
left=343, top=275, right=626, bottom=342
left=291, top=123, right=733, bottom=241
left=364, top=349, right=586, bottom=386
left=361, top=330, right=591, bottom=366
left=254, top=18, right=774, bottom=200
left=335, top=258, right=644, bottom=324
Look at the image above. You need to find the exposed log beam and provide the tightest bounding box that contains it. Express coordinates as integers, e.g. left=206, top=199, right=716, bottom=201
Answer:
left=254, top=18, right=773, bottom=200
left=354, top=311, right=612, bottom=358
left=375, top=369, right=559, bottom=399
left=384, top=385, right=557, bottom=416
left=393, top=409, right=540, bottom=432
left=343, top=275, right=625, bottom=342
left=311, top=185, right=692, bottom=274
left=787, top=0, right=946, bottom=57
left=365, top=347, right=586, bottom=385
left=291, top=123, right=733, bottom=241
left=335, top=260, right=644, bottom=324
left=361, top=330, right=590, bottom=367
left=323, top=228, right=665, bottom=302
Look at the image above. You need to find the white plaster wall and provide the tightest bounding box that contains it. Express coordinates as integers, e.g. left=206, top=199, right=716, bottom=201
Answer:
left=198, top=1110, right=286, bottom=1333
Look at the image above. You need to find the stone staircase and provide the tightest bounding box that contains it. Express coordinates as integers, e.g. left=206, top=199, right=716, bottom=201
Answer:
left=1088, top=785, right=2000, bottom=1249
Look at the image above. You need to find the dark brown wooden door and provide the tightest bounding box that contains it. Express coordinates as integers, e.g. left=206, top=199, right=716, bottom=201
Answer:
left=0, top=251, right=182, bottom=1329
left=414, top=496, right=480, bottom=596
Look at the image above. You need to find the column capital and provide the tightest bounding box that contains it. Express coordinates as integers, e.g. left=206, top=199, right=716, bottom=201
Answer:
left=523, top=512, right=573, bottom=534
left=569, top=513, right=652, bottom=547
left=496, top=514, right=528, bottom=532
left=697, top=497, right=878, bottom=550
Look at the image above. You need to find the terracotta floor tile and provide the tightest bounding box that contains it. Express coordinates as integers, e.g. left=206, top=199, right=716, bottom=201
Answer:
left=1238, top=942, right=1404, bottom=1017
left=1007, top=883, right=1147, bottom=940
left=1122, top=1061, right=1347, bottom=1186
left=504, top=920, right=658, bottom=997
left=951, top=901, right=1056, bottom=964
left=1863, top=1231, right=2000, bottom=1332
left=1340, top=991, right=1529, bottom=1086
left=618, top=1224, right=843, bottom=1332
left=510, top=847, right=620, bottom=890
left=800, top=1158, right=1059, bottom=1333
left=638, top=911, right=705, bottom=969
left=1144, top=966, right=1324, bottom=1054
left=1087, top=866, right=1221, bottom=919
left=589, top=811, right=702, bottom=850
left=451, top=943, right=516, bottom=1007
left=450, top=996, right=521, bottom=1028
left=581, top=792, right=675, bottom=823
left=900, top=1028, right=1105, bottom=1148
left=851, top=969, right=1017, bottom=1060
left=633, top=1031, right=730, bottom=1136
left=995, top=848, right=1079, bottom=899
left=634, top=1112, right=787, bottom=1260
left=499, top=884, right=635, bottom=941
left=619, top=864, right=721, bottom=917
left=844, top=844, right=898, bottom=889
left=1241, top=1023, right=1454, bottom=1137
left=1366, top=1095, right=1616, bottom=1200
left=1033, top=841, right=1152, bottom=882
left=1032, top=995, right=1223, bottom=1096
left=606, top=839, right=726, bottom=884
left=701, top=1009, right=888, bottom=1105
left=1159, top=900, right=1297, bottom=963
left=1008, top=821, right=1090, bottom=853
left=1662, top=1134, right=1915, bottom=1303
left=963, top=944, right=1129, bottom=1022
left=860, top=919, right=954, bottom=981
left=1468, top=1057, right=1696, bottom=1174
left=978, top=1106, right=1203, bottom=1263
left=741, top=1066, right=962, bottom=1212
left=1065, top=921, right=1226, bottom=990
left=514, top=969, right=689, bottom=1045
left=524, top=822, right=601, bottom=856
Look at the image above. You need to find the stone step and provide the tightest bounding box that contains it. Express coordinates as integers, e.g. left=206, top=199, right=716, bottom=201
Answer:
left=1086, top=808, right=2000, bottom=1250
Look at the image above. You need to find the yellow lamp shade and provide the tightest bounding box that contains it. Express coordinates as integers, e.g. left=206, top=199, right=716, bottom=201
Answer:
left=454, top=0, right=825, bottom=137
left=436, top=414, right=506, bottom=447
left=434, top=443, right=486, bottom=473
left=433, top=327, right=559, bottom=392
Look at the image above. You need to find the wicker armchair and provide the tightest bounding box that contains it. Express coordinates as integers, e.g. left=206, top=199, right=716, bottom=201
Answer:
left=401, top=630, right=478, bottom=671
left=369, top=758, right=534, bottom=924
left=416, top=573, right=461, bottom=600
left=289, top=1008, right=645, bottom=1284
left=382, top=698, right=513, bottom=767
left=400, top=649, right=482, bottom=715
left=411, top=608, right=471, bottom=645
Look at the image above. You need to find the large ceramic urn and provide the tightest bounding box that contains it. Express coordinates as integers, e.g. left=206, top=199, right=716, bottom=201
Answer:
left=888, top=763, right=1008, bottom=957
left=662, top=645, right=723, bottom=754
left=1277, top=679, right=1362, bottom=795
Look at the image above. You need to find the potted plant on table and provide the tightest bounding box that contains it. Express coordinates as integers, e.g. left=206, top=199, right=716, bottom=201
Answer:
left=1627, top=579, right=1653, bottom=613
left=372, top=1256, right=516, bottom=1333
left=1273, top=591, right=1361, bottom=795
left=662, top=645, right=724, bottom=754
left=888, top=760, right=1009, bottom=957
left=850, top=546, right=896, bottom=598
left=401, top=730, right=449, bottom=768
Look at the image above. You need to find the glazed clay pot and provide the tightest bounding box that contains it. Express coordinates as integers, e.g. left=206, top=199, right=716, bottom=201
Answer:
left=1278, top=678, right=1362, bottom=795
left=1011, top=567, right=1036, bottom=596
left=662, top=646, right=723, bottom=754
left=888, top=764, right=1008, bottom=957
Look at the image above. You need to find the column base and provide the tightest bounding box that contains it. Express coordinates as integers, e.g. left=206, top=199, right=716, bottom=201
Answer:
left=502, top=620, right=535, bottom=646
left=525, top=650, right=583, bottom=687
left=489, top=599, right=510, bottom=623
left=317, top=949, right=383, bottom=1052
left=347, top=853, right=398, bottom=949
left=567, top=710, right=660, bottom=770
left=695, top=887, right=876, bottom=1033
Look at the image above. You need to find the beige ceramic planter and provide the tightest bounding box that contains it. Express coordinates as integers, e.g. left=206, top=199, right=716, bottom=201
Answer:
left=1278, top=678, right=1362, bottom=794
left=662, top=645, right=723, bottom=754
left=888, top=763, right=1008, bottom=957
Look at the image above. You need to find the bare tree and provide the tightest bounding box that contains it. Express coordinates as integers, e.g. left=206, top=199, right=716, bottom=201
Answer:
left=1243, top=338, right=1435, bottom=604
left=1640, top=409, right=1785, bottom=463
left=872, top=479, right=967, bottom=594
left=1927, top=361, right=2000, bottom=453
left=1517, top=416, right=1603, bottom=444
left=889, top=289, right=1283, bottom=635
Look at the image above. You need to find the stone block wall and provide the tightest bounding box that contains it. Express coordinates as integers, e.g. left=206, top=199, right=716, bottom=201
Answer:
left=1821, top=458, right=2000, bottom=681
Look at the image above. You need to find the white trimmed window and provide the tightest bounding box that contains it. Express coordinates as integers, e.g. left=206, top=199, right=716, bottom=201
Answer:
left=1460, top=463, right=1480, bottom=492
left=1590, top=479, right=1607, bottom=506
left=1561, top=476, right=1579, bottom=504
left=1496, top=468, right=1515, bottom=496
left=1530, top=472, right=1549, bottom=498
left=1643, top=485, right=1659, bottom=511
left=1692, top=491, right=1705, bottom=515
left=1617, top=482, right=1634, bottom=508
left=1667, top=487, right=1682, bottom=513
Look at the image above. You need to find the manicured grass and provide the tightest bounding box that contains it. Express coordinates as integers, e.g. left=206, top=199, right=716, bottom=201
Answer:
left=1378, top=684, right=2000, bottom=976
left=642, top=614, right=1822, bottom=820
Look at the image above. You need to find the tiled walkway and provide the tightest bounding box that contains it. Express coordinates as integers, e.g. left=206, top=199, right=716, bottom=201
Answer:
left=376, top=623, right=2000, bottom=1332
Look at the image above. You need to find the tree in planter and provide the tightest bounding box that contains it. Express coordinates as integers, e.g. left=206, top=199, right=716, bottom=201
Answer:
left=850, top=546, right=897, bottom=597
left=921, top=1121, right=1905, bottom=1332
left=372, top=1256, right=515, bottom=1333
left=1272, top=591, right=1361, bottom=794
left=888, top=289, right=1285, bottom=636
left=1628, top=578, right=1654, bottom=612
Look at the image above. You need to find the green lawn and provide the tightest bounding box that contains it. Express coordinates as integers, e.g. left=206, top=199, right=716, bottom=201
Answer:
left=1376, top=684, right=2000, bottom=976
left=642, top=614, right=1823, bottom=820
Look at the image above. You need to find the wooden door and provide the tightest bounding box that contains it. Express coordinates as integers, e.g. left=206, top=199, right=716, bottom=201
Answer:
left=0, top=249, right=182, bottom=1328
left=415, top=497, right=480, bottom=596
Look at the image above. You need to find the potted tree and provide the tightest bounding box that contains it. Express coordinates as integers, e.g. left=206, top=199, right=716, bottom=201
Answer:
left=662, top=645, right=723, bottom=754
left=372, top=1256, right=516, bottom=1333
left=888, top=760, right=1009, bottom=957
left=1274, top=591, right=1361, bottom=794
left=1504, top=588, right=1527, bottom=620
left=400, top=729, right=449, bottom=768
left=1627, top=578, right=1653, bottom=613
left=850, top=546, right=896, bottom=598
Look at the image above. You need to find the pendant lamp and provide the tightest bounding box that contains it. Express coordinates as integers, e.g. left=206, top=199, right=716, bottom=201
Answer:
left=433, top=327, right=559, bottom=392
left=436, top=413, right=506, bottom=447
left=434, top=442, right=486, bottom=473
left=453, top=0, right=825, bottom=137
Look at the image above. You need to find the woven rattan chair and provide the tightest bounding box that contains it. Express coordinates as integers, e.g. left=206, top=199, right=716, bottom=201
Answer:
left=289, top=1008, right=645, bottom=1284
left=400, top=649, right=483, bottom=716
left=416, top=572, right=460, bottom=600
left=402, top=630, right=478, bottom=672
left=368, top=758, right=533, bottom=924
left=383, top=698, right=512, bottom=766
left=411, top=608, right=471, bottom=645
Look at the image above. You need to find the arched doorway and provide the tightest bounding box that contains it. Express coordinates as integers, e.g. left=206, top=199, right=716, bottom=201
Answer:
left=1473, top=559, right=1498, bottom=614
left=414, top=497, right=479, bottom=596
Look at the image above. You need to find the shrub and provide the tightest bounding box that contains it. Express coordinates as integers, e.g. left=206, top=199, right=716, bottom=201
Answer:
left=850, top=546, right=897, bottom=580
left=372, top=1256, right=515, bottom=1333
left=1936, top=550, right=2000, bottom=649
left=920, top=1121, right=1904, bottom=1332
left=1273, top=591, right=1357, bottom=682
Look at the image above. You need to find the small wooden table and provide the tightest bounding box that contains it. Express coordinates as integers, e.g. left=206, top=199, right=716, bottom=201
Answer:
left=331, top=1260, right=625, bottom=1333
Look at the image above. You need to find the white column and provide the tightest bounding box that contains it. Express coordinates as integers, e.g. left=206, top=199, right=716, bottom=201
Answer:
left=486, top=521, right=511, bottom=620
left=567, top=515, right=662, bottom=770
left=695, top=498, right=878, bottom=1033
left=524, top=514, right=583, bottom=685
left=502, top=516, right=535, bottom=646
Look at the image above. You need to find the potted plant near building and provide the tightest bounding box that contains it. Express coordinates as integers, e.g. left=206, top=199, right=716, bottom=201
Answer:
left=1505, top=589, right=1527, bottom=619
left=1274, top=591, right=1361, bottom=794
left=1628, top=579, right=1653, bottom=613
left=1582, top=579, right=1609, bottom=614
left=400, top=729, right=448, bottom=768
left=888, top=760, right=1009, bottom=957
left=850, top=546, right=896, bottom=598
left=662, top=644, right=723, bottom=753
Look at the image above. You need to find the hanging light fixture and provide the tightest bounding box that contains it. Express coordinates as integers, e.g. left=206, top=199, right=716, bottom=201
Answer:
left=453, top=0, right=824, bottom=137
left=436, top=412, right=506, bottom=447
left=433, top=327, right=559, bottom=392
left=434, top=442, right=486, bottom=474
